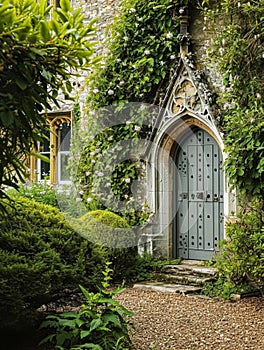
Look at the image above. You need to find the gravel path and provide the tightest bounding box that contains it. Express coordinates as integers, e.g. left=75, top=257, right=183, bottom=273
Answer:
left=116, top=288, right=264, bottom=350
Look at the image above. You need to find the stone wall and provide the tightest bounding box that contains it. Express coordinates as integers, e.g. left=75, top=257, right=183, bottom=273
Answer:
left=55, top=1, right=223, bottom=113
left=54, top=0, right=121, bottom=112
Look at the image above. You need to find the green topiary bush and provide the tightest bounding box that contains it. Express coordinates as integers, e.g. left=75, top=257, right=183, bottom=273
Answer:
left=0, top=197, right=107, bottom=331
left=76, top=210, right=138, bottom=283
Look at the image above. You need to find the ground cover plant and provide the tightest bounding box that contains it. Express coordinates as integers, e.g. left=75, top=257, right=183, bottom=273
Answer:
left=40, top=262, right=134, bottom=350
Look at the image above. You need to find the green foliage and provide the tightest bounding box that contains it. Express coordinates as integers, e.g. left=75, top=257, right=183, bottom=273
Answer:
left=133, top=253, right=182, bottom=281
left=75, top=210, right=138, bottom=284
left=202, top=0, right=264, bottom=200
left=40, top=262, right=134, bottom=350
left=202, top=278, right=256, bottom=300
left=212, top=201, right=264, bottom=294
left=73, top=0, right=189, bottom=224
left=0, top=0, right=98, bottom=202
left=0, top=197, right=107, bottom=331
left=8, top=181, right=59, bottom=207
left=86, top=0, right=184, bottom=107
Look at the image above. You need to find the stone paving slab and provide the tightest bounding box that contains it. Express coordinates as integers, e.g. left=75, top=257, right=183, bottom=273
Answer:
left=133, top=281, right=202, bottom=294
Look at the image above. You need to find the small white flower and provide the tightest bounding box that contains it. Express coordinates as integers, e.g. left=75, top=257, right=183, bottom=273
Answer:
left=116, top=58, right=121, bottom=63
left=124, top=194, right=129, bottom=199
left=129, top=8, right=136, bottom=13
left=125, top=178, right=131, bottom=183
left=95, top=148, right=100, bottom=153
left=90, top=151, right=95, bottom=156
left=256, top=93, right=261, bottom=99
left=144, top=49, right=150, bottom=55
left=126, top=120, right=131, bottom=125
left=87, top=197, right=93, bottom=203
left=108, top=89, right=114, bottom=96
left=123, top=36, right=129, bottom=41
left=134, top=125, right=141, bottom=132
left=166, top=32, right=173, bottom=39
left=219, top=48, right=225, bottom=56
left=97, top=172, right=104, bottom=177
left=119, top=80, right=125, bottom=85
left=160, top=60, right=165, bottom=66
left=93, top=88, right=99, bottom=94
left=238, top=1, right=241, bottom=7
left=106, top=182, right=111, bottom=187
left=79, top=190, right=84, bottom=195
left=85, top=171, right=90, bottom=176
left=91, top=159, right=96, bottom=163
left=170, top=54, right=176, bottom=60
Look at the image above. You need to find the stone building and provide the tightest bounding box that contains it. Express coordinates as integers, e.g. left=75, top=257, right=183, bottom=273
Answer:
left=32, top=0, right=236, bottom=261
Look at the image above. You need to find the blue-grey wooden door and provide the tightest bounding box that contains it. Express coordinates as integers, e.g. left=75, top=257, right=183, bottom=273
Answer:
left=174, top=128, right=224, bottom=260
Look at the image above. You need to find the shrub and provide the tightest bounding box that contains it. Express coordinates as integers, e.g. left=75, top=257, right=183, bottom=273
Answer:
left=8, top=181, right=59, bottom=208
left=214, top=201, right=264, bottom=294
left=40, top=262, right=134, bottom=350
left=0, top=197, right=107, bottom=331
left=75, top=210, right=138, bottom=284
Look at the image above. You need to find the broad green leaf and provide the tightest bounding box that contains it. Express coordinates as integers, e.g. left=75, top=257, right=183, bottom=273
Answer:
left=89, top=318, right=102, bottom=332
left=40, top=20, right=50, bottom=42
left=60, top=0, right=71, bottom=12
left=80, top=329, right=90, bottom=339
left=30, top=152, right=50, bottom=163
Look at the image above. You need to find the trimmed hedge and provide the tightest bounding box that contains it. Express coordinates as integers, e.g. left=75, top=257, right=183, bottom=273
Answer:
left=0, top=198, right=106, bottom=331
left=76, top=210, right=138, bottom=283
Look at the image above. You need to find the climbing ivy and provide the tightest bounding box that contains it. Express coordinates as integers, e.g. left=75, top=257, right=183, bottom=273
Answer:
left=202, top=0, right=264, bottom=202
left=73, top=0, right=190, bottom=225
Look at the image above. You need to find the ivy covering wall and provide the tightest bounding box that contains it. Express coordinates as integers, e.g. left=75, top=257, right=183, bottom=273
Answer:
left=72, top=0, right=264, bottom=225
left=202, top=0, right=264, bottom=203
left=73, top=0, right=190, bottom=225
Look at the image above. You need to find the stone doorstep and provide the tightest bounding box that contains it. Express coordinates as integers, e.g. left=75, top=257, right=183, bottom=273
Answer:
left=161, top=264, right=217, bottom=277
left=133, top=282, right=202, bottom=295
left=154, top=273, right=214, bottom=286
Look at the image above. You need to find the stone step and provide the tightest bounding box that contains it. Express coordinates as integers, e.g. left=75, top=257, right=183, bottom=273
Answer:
left=133, top=281, right=202, bottom=295
left=153, top=272, right=215, bottom=286
left=161, top=264, right=217, bottom=277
